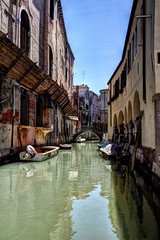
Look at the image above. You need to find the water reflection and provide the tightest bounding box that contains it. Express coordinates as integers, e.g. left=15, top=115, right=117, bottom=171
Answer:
left=108, top=166, right=160, bottom=240
left=0, top=142, right=159, bottom=240
left=71, top=184, right=118, bottom=240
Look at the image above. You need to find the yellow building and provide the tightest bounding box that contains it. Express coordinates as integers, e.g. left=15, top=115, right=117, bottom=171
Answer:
left=107, top=0, right=160, bottom=177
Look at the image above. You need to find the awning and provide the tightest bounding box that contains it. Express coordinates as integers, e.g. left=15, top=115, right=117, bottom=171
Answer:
left=0, top=31, right=78, bottom=117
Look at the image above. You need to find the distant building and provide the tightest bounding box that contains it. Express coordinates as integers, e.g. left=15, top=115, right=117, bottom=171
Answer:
left=89, top=91, right=99, bottom=126
left=99, top=89, right=108, bottom=131
left=107, top=0, right=160, bottom=177
left=73, top=84, right=89, bottom=128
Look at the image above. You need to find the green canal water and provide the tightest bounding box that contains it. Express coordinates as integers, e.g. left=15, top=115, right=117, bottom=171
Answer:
left=0, top=142, right=160, bottom=240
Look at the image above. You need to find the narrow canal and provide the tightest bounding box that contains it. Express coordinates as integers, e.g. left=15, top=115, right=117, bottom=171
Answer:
left=0, top=142, right=160, bottom=240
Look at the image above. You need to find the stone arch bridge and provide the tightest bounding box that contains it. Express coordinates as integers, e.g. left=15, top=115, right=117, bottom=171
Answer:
left=73, top=127, right=103, bottom=142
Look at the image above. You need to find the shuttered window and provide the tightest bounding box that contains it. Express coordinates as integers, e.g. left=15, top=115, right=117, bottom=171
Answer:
left=121, top=62, right=127, bottom=88
left=134, top=27, right=137, bottom=58
left=128, top=44, right=131, bottom=72
left=115, top=79, right=119, bottom=99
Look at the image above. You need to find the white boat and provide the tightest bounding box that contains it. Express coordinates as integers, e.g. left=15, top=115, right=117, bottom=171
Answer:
left=19, top=146, right=59, bottom=162
left=59, top=144, right=72, bottom=149
left=76, top=137, right=86, bottom=142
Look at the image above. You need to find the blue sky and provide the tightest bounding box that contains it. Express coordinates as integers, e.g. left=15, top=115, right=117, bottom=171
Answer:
left=61, top=0, right=134, bottom=94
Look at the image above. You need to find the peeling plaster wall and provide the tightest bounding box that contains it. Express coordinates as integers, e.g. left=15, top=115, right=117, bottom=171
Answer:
left=0, top=1, right=75, bottom=157
left=0, top=76, right=52, bottom=156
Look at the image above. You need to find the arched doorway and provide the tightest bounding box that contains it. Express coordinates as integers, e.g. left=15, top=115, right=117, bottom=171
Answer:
left=128, top=101, right=132, bottom=122
left=118, top=111, right=124, bottom=125
left=118, top=111, right=125, bottom=143
left=113, top=114, right=117, bottom=127
left=124, top=107, right=127, bottom=124
left=134, top=91, right=140, bottom=119
left=20, top=10, right=30, bottom=56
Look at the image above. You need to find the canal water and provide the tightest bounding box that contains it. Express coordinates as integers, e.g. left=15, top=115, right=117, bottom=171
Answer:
left=0, top=142, right=160, bottom=240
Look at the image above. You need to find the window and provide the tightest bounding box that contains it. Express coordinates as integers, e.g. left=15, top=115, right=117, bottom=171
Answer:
left=20, top=10, right=30, bottom=56
left=0, top=4, right=1, bottom=30
left=62, top=57, right=64, bottom=73
left=36, top=96, right=43, bottom=127
left=132, top=35, right=134, bottom=63
left=128, top=44, right=131, bottom=73
left=65, top=47, right=67, bottom=59
left=0, top=75, right=2, bottom=113
left=65, top=67, right=67, bottom=81
left=109, top=89, right=111, bottom=102
left=115, top=79, right=119, bottom=98
left=49, top=46, right=53, bottom=78
left=121, top=62, right=127, bottom=88
left=20, top=89, right=29, bottom=125
left=158, top=53, right=160, bottom=64
left=50, top=0, right=54, bottom=20
left=134, top=27, right=137, bottom=58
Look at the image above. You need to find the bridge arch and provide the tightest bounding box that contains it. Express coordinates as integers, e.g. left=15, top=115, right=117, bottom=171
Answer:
left=73, top=129, right=103, bottom=142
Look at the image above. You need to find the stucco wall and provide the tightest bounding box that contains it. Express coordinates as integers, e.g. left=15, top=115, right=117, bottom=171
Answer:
left=108, top=0, right=156, bottom=150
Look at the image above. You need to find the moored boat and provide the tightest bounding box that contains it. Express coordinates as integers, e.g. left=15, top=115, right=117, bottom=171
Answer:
left=59, top=144, right=72, bottom=149
left=76, top=137, right=86, bottom=142
left=19, top=146, right=59, bottom=162
left=97, top=140, right=109, bottom=149
left=100, top=143, right=130, bottom=163
left=100, top=143, right=118, bottom=159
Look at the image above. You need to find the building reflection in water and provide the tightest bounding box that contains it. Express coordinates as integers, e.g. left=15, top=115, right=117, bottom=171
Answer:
left=0, top=142, right=159, bottom=240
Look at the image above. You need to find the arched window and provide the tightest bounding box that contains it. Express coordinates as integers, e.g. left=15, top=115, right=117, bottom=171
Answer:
left=50, top=0, right=54, bottom=20
left=49, top=46, right=53, bottom=78
left=20, top=10, right=30, bottom=56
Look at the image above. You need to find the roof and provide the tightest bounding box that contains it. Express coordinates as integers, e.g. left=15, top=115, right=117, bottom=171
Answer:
left=99, top=88, right=108, bottom=93
left=58, top=0, right=75, bottom=59
left=0, top=31, right=77, bottom=117
left=107, top=0, right=138, bottom=85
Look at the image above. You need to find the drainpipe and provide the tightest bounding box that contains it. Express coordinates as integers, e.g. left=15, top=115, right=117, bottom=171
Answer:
left=143, top=0, right=146, bottom=103
left=10, top=81, right=16, bottom=153
left=44, top=0, right=49, bottom=73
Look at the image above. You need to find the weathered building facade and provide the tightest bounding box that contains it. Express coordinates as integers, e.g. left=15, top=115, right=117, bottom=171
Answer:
left=89, top=91, right=99, bottom=127
left=107, top=0, right=160, bottom=177
left=73, top=84, right=89, bottom=129
left=0, top=0, right=77, bottom=158
left=99, top=89, right=108, bottom=131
